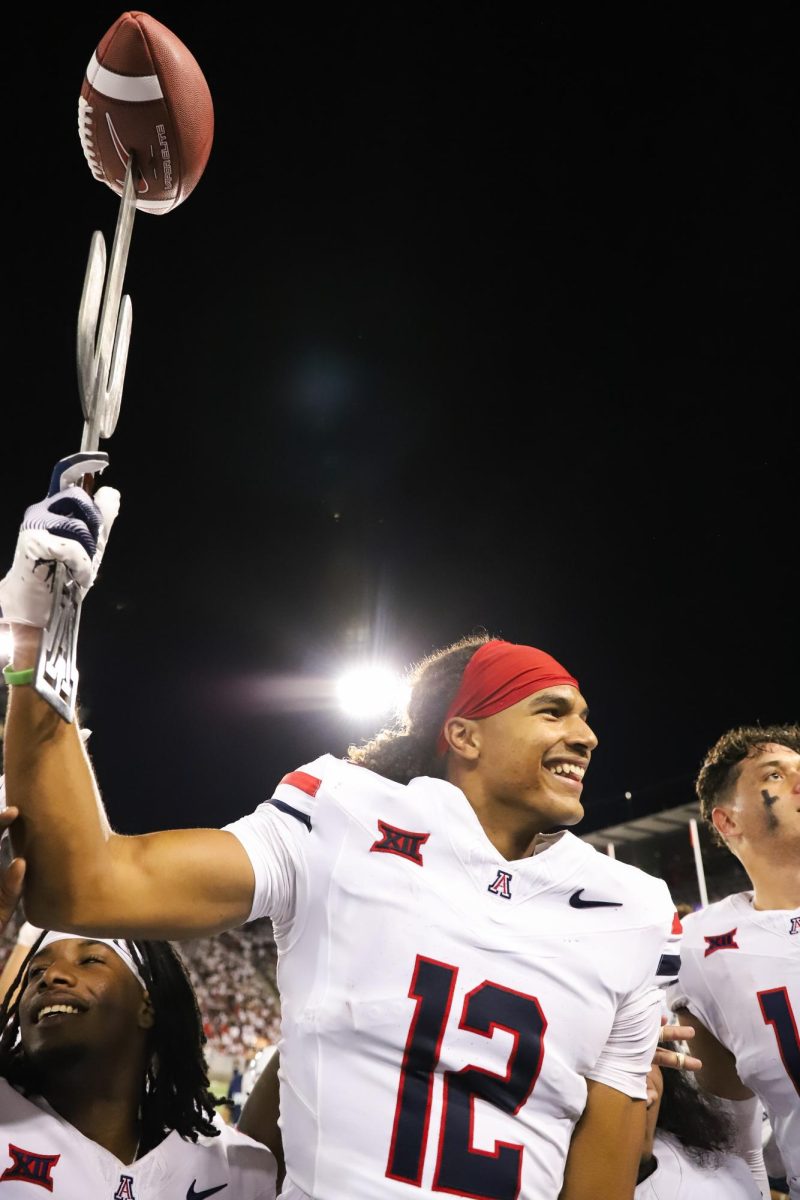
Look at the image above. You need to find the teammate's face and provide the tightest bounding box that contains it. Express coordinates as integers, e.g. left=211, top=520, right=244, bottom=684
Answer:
left=467, top=685, right=598, bottom=828
left=721, top=742, right=800, bottom=847
left=19, top=939, right=152, bottom=1070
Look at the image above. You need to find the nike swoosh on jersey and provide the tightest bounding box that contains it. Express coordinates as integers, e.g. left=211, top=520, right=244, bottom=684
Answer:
left=186, top=1183, right=228, bottom=1200
left=569, top=888, right=623, bottom=909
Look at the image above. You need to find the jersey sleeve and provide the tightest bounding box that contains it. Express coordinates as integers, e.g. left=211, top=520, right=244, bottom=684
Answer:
left=584, top=978, right=662, bottom=1099
left=223, top=755, right=331, bottom=926
left=586, top=897, right=683, bottom=1099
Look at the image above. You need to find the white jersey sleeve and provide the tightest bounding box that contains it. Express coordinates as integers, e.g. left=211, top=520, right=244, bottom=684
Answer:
left=586, top=979, right=663, bottom=1098
left=586, top=880, right=682, bottom=1099
left=223, top=754, right=335, bottom=928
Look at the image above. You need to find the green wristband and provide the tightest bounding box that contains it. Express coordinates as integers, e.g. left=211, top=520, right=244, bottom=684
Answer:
left=2, top=665, right=35, bottom=687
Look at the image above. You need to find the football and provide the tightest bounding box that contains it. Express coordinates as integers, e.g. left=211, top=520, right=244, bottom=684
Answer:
left=78, top=11, right=213, bottom=215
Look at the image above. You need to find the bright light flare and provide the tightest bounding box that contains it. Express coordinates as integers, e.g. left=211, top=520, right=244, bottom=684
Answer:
left=336, top=665, right=410, bottom=719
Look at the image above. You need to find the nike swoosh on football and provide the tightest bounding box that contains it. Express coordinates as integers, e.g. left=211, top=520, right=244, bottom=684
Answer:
left=186, top=1183, right=228, bottom=1200
left=569, top=888, right=622, bottom=909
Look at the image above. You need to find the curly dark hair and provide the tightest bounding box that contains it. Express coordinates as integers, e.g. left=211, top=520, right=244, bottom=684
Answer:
left=696, top=724, right=800, bottom=844
left=656, top=1040, right=735, bottom=1166
left=347, top=633, right=492, bottom=783
left=0, top=934, right=219, bottom=1153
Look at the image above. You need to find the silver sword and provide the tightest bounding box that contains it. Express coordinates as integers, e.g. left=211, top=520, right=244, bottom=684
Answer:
left=34, top=161, right=137, bottom=722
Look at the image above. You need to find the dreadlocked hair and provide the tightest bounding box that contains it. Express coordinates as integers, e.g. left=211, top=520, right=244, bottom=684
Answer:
left=696, top=723, right=800, bottom=846
left=656, top=1040, right=735, bottom=1166
left=347, top=633, right=492, bottom=784
left=0, top=935, right=219, bottom=1151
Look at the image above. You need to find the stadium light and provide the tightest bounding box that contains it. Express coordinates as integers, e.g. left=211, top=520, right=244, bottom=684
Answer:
left=336, top=664, right=410, bottom=719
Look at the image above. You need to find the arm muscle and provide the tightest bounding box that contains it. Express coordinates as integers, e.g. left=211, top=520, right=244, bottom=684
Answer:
left=559, top=1080, right=645, bottom=1200
left=6, top=628, right=256, bottom=937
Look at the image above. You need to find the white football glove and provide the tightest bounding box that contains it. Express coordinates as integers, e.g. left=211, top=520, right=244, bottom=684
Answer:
left=0, top=453, right=120, bottom=629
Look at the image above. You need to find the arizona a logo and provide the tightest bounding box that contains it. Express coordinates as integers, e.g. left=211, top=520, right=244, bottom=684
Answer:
left=790, top=916, right=800, bottom=936
left=487, top=869, right=513, bottom=899
left=114, top=1176, right=137, bottom=1200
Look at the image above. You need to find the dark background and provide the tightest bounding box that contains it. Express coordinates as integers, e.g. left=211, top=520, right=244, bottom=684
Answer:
left=2, top=5, right=796, bottom=837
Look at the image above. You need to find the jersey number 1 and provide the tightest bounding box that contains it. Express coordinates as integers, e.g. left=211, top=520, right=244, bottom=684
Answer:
left=386, top=955, right=547, bottom=1200
left=758, top=987, right=800, bottom=1096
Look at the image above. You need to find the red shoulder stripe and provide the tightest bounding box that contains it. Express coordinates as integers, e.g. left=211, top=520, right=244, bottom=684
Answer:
left=279, top=771, right=322, bottom=798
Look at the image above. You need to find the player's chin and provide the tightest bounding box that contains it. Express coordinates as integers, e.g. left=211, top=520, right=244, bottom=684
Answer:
left=22, top=1035, right=88, bottom=1073
left=538, top=789, right=584, bottom=827
left=554, top=799, right=584, bottom=827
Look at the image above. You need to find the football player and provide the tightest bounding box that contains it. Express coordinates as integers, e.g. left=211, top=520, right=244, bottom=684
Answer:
left=0, top=928, right=276, bottom=1197
left=0, top=467, right=684, bottom=1199
left=669, top=726, right=800, bottom=1200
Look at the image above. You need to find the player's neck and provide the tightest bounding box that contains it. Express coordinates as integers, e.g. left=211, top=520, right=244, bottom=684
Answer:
left=461, top=790, right=549, bottom=860
left=39, top=1061, right=143, bottom=1164
left=744, top=852, right=800, bottom=910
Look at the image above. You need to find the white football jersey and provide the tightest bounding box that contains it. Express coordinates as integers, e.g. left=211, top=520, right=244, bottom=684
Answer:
left=634, top=1132, right=761, bottom=1199
left=226, top=754, right=680, bottom=1200
left=0, top=1080, right=276, bottom=1198
left=669, top=892, right=800, bottom=1200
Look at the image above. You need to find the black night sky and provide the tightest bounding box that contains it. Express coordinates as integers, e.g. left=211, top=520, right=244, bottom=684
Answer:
left=2, top=6, right=796, bottom=839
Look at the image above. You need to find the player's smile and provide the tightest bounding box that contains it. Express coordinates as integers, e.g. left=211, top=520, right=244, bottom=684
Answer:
left=542, top=757, right=588, bottom=791
left=31, top=993, right=88, bottom=1025
left=22, top=977, right=96, bottom=1048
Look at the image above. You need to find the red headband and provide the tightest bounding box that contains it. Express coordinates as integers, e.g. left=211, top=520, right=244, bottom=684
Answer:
left=436, top=640, right=579, bottom=754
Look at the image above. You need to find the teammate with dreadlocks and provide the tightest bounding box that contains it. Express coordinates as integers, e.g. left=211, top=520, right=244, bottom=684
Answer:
left=1, top=475, right=690, bottom=1200
left=0, top=928, right=277, bottom=1197
left=635, top=1040, right=760, bottom=1198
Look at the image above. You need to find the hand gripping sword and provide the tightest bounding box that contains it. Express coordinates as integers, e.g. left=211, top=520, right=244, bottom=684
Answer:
left=33, top=161, right=137, bottom=722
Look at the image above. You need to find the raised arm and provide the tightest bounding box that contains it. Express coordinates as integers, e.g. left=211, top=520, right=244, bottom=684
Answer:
left=0, top=465, right=258, bottom=939
left=5, top=633, right=256, bottom=937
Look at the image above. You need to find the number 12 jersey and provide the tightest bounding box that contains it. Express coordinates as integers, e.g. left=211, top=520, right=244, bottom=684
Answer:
left=226, top=755, right=680, bottom=1200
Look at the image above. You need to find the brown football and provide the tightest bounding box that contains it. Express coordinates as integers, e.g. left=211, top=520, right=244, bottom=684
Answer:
left=78, top=11, right=213, bottom=215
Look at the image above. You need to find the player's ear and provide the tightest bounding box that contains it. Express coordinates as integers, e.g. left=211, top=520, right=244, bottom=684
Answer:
left=443, top=717, right=481, bottom=762
left=138, top=991, right=155, bottom=1031
left=711, top=805, right=736, bottom=842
